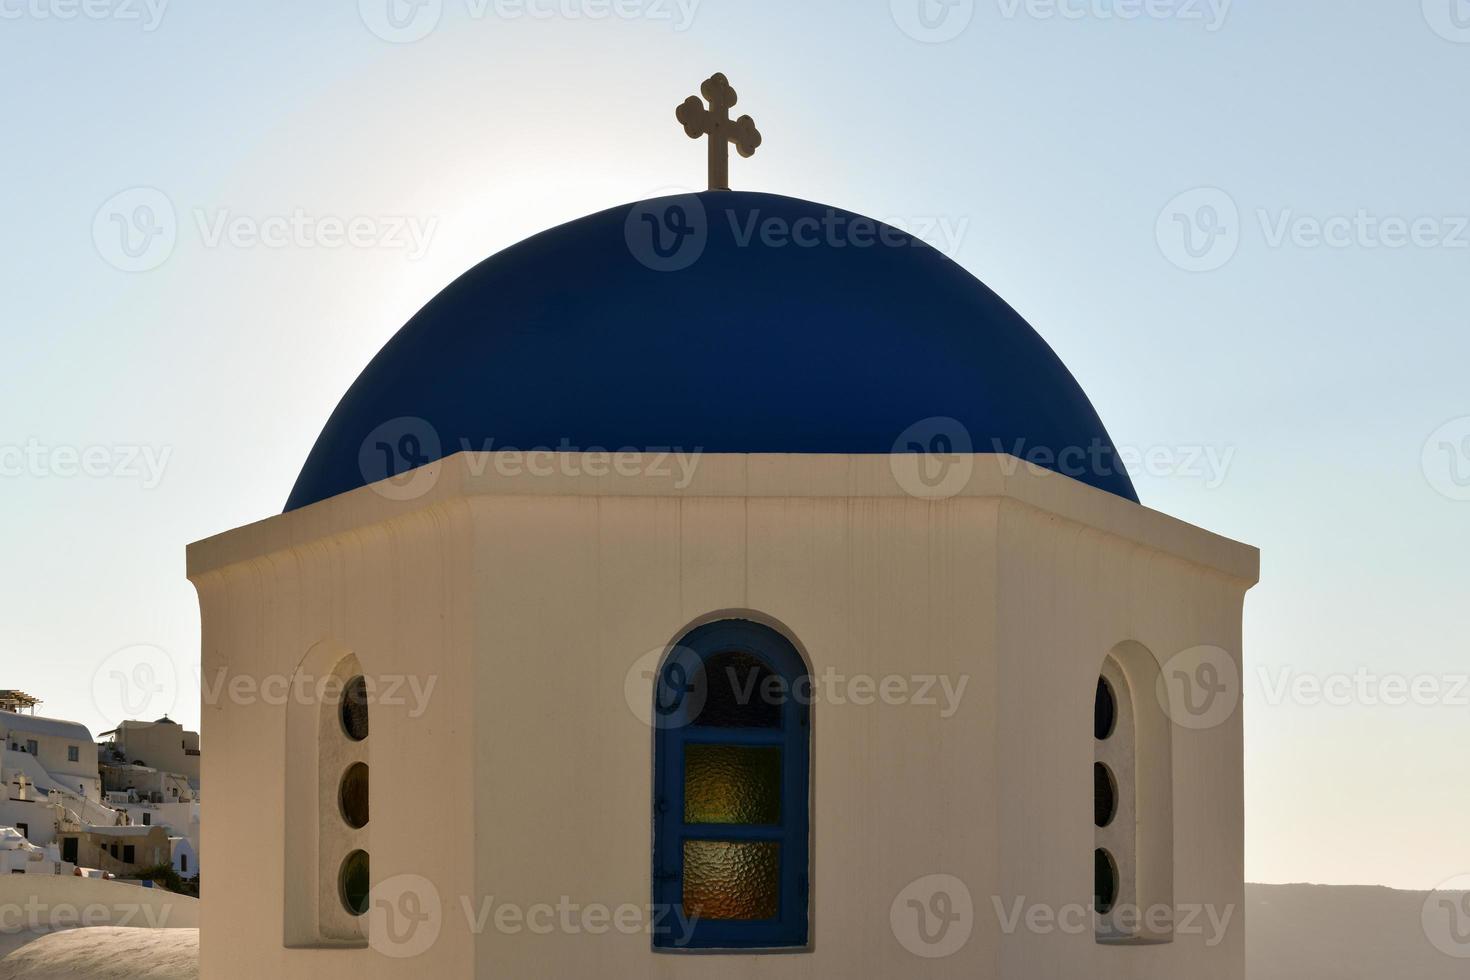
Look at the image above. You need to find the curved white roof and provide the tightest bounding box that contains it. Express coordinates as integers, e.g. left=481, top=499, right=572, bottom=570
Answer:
left=0, top=826, right=34, bottom=849
left=0, top=926, right=198, bottom=980
left=0, top=709, right=94, bottom=743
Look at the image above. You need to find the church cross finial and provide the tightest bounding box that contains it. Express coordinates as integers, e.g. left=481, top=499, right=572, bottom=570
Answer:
left=676, top=73, right=761, bottom=191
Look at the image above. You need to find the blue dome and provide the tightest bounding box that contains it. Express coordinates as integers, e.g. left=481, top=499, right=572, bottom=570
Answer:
left=286, top=191, right=1137, bottom=511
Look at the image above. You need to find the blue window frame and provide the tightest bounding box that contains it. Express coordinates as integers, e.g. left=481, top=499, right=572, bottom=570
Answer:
left=652, top=619, right=810, bottom=950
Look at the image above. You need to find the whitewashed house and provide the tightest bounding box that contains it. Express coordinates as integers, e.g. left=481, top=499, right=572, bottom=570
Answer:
left=0, top=825, right=59, bottom=875
left=170, top=835, right=199, bottom=878
left=1, top=708, right=101, bottom=802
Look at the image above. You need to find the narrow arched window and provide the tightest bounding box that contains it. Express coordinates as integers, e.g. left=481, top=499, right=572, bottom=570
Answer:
left=1094, top=645, right=1174, bottom=944
left=284, top=645, right=370, bottom=948
left=652, top=620, right=810, bottom=951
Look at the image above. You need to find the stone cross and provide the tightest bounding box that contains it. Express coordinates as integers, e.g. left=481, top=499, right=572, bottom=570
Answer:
left=676, top=73, right=761, bottom=191
left=12, top=774, right=32, bottom=801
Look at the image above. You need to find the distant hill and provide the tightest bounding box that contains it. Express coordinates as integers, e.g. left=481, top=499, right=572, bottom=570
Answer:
left=1248, top=883, right=1469, bottom=980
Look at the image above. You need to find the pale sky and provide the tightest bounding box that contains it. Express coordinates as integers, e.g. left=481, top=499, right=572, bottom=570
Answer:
left=2, top=1, right=1467, bottom=890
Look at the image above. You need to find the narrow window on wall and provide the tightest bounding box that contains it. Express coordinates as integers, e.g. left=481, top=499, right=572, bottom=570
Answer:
left=330, top=675, right=372, bottom=924
left=1094, top=647, right=1175, bottom=944
left=68, top=745, right=79, bottom=762
left=285, top=647, right=372, bottom=948
left=652, top=620, right=811, bottom=951
left=1094, top=669, right=1130, bottom=938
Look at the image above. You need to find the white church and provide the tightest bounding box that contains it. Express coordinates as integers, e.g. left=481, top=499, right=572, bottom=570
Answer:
left=189, top=74, right=1258, bottom=979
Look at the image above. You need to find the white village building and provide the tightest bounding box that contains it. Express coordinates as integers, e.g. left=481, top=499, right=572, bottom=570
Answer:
left=0, top=825, right=60, bottom=875
left=1, top=694, right=201, bottom=877
left=0, top=706, right=109, bottom=847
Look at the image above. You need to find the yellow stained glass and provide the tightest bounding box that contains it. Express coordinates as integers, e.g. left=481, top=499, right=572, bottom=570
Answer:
left=682, top=840, right=780, bottom=920
left=684, top=745, right=781, bottom=824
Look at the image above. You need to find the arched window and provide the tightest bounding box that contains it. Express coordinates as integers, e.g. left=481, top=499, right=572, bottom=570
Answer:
left=652, top=620, right=811, bottom=951
left=284, top=644, right=370, bottom=948
left=1093, top=644, right=1173, bottom=944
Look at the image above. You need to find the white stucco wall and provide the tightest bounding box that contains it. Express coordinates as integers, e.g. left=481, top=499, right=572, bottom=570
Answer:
left=993, top=499, right=1248, bottom=977
left=0, top=874, right=199, bottom=932
left=189, top=453, right=1256, bottom=980
left=193, top=498, right=477, bottom=978
left=0, top=802, right=57, bottom=847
